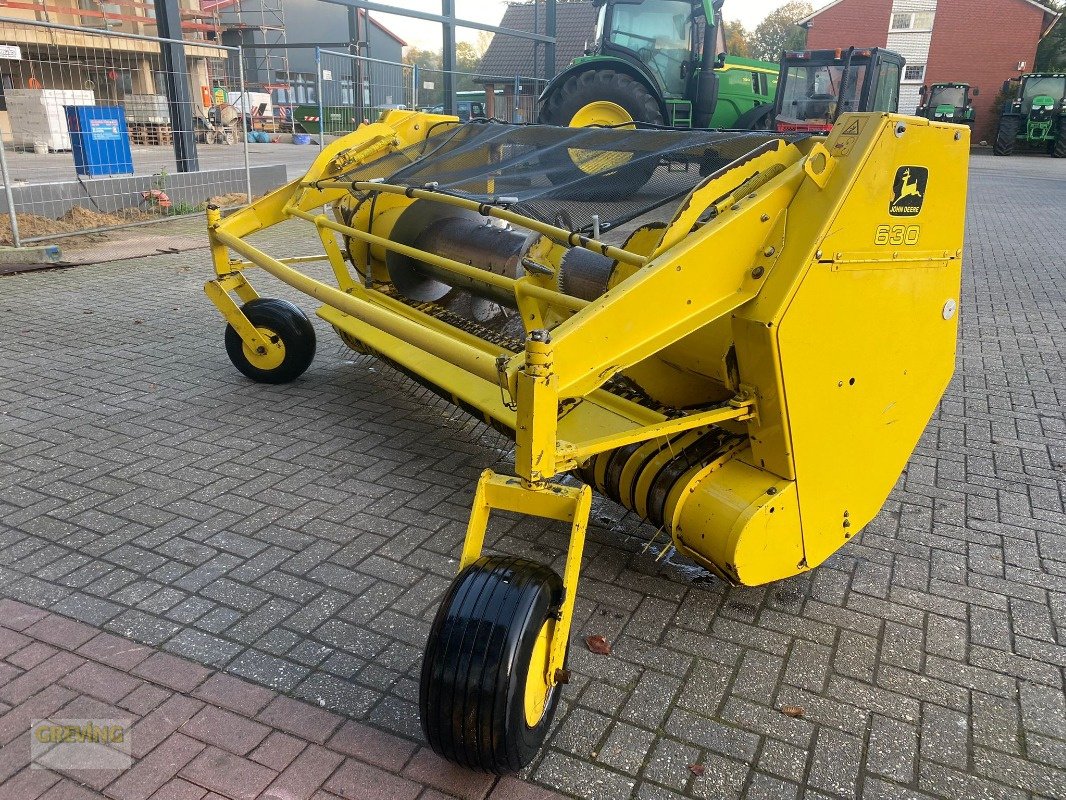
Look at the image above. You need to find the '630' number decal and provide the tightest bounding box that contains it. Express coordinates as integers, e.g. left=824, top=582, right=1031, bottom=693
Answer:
left=875, top=225, right=920, bottom=246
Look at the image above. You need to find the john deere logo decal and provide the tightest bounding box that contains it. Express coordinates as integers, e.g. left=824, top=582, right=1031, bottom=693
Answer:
left=889, top=167, right=928, bottom=216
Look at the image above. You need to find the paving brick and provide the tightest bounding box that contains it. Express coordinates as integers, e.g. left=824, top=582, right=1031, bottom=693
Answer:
left=178, top=745, right=278, bottom=800
left=256, top=696, right=343, bottom=745
left=262, top=743, right=344, bottom=800
left=76, top=632, right=154, bottom=671
left=7, top=642, right=59, bottom=670
left=0, top=599, right=49, bottom=632
left=180, top=704, right=271, bottom=756
left=402, top=748, right=496, bottom=800
left=105, top=732, right=205, bottom=800
left=192, top=673, right=275, bottom=718
left=0, top=629, right=31, bottom=659
left=323, top=758, right=422, bottom=800
left=145, top=778, right=207, bottom=800
left=120, top=683, right=173, bottom=716
left=326, top=719, right=417, bottom=772
left=0, top=651, right=84, bottom=705
left=129, top=695, right=206, bottom=759
left=23, top=615, right=98, bottom=650
left=250, top=730, right=307, bottom=772
left=132, top=653, right=211, bottom=694
left=60, top=660, right=143, bottom=704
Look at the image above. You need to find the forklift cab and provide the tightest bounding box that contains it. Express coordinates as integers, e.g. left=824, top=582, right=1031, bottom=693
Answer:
left=773, top=48, right=905, bottom=133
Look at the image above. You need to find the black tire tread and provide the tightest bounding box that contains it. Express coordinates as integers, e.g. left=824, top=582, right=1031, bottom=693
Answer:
left=224, top=298, right=316, bottom=384
left=420, top=556, right=563, bottom=773
left=539, top=68, right=663, bottom=128
left=994, top=115, right=1020, bottom=156
left=1054, top=121, right=1066, bottom=158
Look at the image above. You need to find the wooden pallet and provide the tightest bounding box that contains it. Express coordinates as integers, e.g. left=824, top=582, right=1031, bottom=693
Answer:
left=126, top=123, right=173, bottom=146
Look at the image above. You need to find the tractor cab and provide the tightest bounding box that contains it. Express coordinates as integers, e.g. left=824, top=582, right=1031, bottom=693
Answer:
left=591, top=0, right=703, bottom=99
left=772, top=48, right=905, bottom=133
left=917, top=82, right=978, bottom=126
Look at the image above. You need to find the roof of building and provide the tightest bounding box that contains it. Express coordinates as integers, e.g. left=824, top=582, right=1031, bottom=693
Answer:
left=799, top=0, right=1061, bottom=36
left=475, top=1, right=599, bottom=83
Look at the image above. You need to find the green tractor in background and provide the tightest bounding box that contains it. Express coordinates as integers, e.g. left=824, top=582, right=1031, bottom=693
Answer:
left=994, top=73, right=1066, bottom=157
left=916, top=82, right=978, bottom=127
left=538, top=0, right=780, bottom=130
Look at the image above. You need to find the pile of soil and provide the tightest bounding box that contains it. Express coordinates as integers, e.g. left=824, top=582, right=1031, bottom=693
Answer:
left=207, top=192, right=249, bottom=208
left=0, top=192, right=253, bottom=246
left=1, top=205, right=166, bottom=246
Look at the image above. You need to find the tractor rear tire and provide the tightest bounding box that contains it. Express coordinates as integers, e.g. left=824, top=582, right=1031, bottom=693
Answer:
left=1054, top=123, right=1066, bottom=158
left=420, top=556, right=564, bottom=774
left=993, top=116, right=1020, bottom=156
left=733, top=104, right=773, bottom=131
left=539, top=69, right=664, bottom=128
left=224, top=298, right=316, bottom=384
left=538, top=69, right=663, bottom=197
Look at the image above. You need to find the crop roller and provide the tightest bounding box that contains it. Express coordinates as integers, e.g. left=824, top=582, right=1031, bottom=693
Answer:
left=203, top=112, right=969, bottom=772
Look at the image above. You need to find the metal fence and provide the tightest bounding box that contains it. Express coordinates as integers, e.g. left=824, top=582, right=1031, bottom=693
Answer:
left=0, top=16, right=551, bottom=247
left=0, top=16, right=255, bottom=246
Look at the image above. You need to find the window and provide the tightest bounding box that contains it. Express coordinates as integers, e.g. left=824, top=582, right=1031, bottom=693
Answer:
left=274, top=72, right=317, bottom=105
left=607, top=0, right=692, bottom=96
left=873, top=62, right=901, bottom=113
left=891, top=11, right=935, bottom=31
left=904, top=65, right=925, bottom=83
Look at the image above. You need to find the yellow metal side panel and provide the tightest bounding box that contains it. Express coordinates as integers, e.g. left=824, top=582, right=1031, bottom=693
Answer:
left=776, top=119, right=967, bottom=569
left=778, top=262, right=960, bottom=567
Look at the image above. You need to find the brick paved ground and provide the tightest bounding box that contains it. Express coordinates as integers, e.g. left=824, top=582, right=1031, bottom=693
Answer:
left=0, top=598, right=561, bottom=800
left=1, top=153, right=1064, bottom=799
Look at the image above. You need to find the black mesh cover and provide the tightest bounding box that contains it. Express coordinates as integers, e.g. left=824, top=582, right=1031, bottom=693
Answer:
left=335, top=121, right=808, bottom=235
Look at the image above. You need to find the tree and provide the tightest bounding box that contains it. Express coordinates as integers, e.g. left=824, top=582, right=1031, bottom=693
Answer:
left=748, top=2, right=813, bottom=62
left=1035, top=1, right=1065, bottom=71
left=724, top=19, right=750, bottom=58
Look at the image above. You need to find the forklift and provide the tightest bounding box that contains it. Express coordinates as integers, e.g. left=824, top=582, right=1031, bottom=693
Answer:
left=772, top=47, right=906, bottom=133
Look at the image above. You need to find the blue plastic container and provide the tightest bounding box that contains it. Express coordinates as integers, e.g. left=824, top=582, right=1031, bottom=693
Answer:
left=292, top=133, right=311, bottom=145
left=66, top=105, right=134, bottom=177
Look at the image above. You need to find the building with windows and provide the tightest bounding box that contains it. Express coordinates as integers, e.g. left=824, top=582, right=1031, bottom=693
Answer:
left=0, top=0, right=225, bottom=142
left=800, top=0, right=1062, bottom=142
left=212, top=0, right=405, bottom=114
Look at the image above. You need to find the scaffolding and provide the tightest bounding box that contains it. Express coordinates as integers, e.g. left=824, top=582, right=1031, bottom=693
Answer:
left=204, top=0, right=290, bottom=102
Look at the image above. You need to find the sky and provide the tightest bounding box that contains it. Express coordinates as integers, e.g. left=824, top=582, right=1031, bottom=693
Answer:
left=373, top=0, right=837, bottom=51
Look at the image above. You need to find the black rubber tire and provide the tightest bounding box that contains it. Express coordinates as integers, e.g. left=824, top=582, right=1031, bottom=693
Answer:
left=733, top=103, right=773, bottom=131
left=224, top=298, right=316, bottom=384
left=538, top=69, right=663, bottom=197
left=420, top=556, right=564, bottom=774
left=1054, top=122, right=1066, bottom=158
left=539, top=69, right=664, bottom=128
left=993, top=116, right=1020, bottom=156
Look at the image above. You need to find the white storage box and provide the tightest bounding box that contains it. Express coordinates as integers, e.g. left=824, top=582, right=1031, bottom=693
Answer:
left=122, top=94, right=169, bottom=124
left=6, top=89, right=96, bottom=151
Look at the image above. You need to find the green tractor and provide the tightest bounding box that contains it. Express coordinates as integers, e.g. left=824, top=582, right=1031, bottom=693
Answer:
left=538, top=0, right=780, bottom=130
left=916, top=82, right=978, bottom=127
left=993, top=73, right=1066, bottom=157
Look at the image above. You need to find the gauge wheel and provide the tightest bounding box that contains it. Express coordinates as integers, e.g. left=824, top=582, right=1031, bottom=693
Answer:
left=420, top=556, right=565, bottom=774
left=224, top=298, right=316, bottom=383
